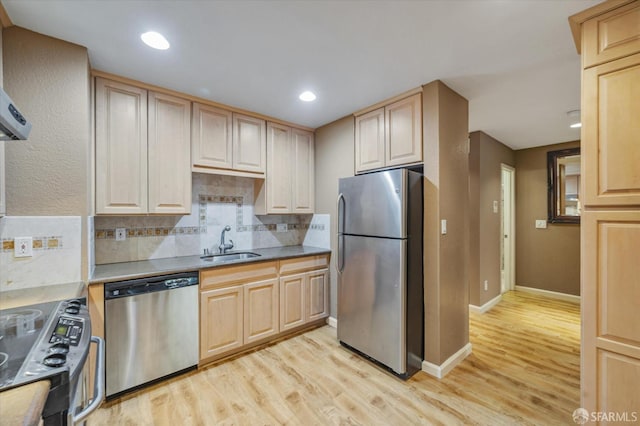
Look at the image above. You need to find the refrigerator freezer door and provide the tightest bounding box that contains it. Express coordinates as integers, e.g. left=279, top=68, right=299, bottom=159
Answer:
left=338, top=169, right=406, bottom=238
left=338, top=235, right=406, bottom=373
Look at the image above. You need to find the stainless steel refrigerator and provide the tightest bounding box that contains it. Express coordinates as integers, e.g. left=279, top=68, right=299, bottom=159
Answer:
left=337, top=168, right=423, bottom=378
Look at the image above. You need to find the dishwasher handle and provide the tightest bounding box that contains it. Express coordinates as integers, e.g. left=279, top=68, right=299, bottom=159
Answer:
left=105, top=272, right=199, bottom=299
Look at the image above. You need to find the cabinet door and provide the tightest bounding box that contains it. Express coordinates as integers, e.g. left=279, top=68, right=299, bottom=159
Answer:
left=266, top=122, right=292, bottom=213
left=0, top=141, right=5, bottom=216
left=95, top=78, right=148, bottom=214
left=244, top=278, right=279, bottom=344
left=233, top=113, right=266, bottom=174
left=148, top=92, right=192, bottom=214
left=582, top=2, right=640, bottom=68
left=582, top=53, right=640, bottom=206
left=292, top=128, right=315, bottom=214
left=355, top=108, right=385, bottom=173
left=581, top=210, right=640, bottom=412
left=192, top=103, right=233, bottom=170
left=306, top=269, right=329, bottom=322
left=385, top=93, right=422, bottom=168
left=200, top=286, right=243, bottom=360
left=279, top=273, right=306, bottom=331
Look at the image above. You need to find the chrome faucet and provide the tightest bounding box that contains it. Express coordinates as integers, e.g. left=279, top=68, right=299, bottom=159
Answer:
left=218, top=225, right=234, bottom=254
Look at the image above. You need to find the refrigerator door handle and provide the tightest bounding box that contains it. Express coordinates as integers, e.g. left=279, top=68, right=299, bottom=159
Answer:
left=337, top=192, right=345, bottom=234
left=337, top=234, right=345, bottom=274
left=336, top=193, right=345, bottom=274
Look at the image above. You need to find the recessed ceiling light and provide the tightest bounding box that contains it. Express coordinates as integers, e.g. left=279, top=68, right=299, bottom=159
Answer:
left=567, top=109, right=581, bottom=129
left=141, top=31, right=170, bottom=50
left=299, top=91, right=316, bottom=102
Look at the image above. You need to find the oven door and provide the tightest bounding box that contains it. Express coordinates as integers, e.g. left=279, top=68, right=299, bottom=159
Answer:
left=68, top=336, right=105, bottom=426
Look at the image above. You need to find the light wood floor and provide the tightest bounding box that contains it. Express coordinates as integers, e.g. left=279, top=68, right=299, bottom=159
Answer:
left=91, top=291, right=580, bottom=425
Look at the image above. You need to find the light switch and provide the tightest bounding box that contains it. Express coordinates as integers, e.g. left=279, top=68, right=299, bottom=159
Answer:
left=535, top=220, right=547, bottom=229
left=14, top=237, right=33, bottom=257
left=441, top=219, right=447, bottom=235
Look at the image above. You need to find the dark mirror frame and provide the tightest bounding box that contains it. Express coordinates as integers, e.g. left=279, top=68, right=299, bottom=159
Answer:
left=547, top=147, right=581, bottom=224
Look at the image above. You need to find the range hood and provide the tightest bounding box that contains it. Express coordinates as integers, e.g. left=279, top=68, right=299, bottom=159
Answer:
left=0, top=87, right=32, bottom=140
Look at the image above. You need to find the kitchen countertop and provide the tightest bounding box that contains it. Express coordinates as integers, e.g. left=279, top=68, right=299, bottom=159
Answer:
left=0, top=380, right=50, bottom=426
left=0, top=281, right=86, bottom=310
left=90, top=245, right=331, bottom=284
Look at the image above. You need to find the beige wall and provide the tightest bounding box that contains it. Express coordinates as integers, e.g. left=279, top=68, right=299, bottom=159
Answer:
left=469, top=131, right=515, bottom=307
left=515, top=140, right=580, bottom=295
left=3, top=27, right=91, bottom=280
left=314, top=116, right=355, bottom=317
left=423, top=81, right=469, bottom=365
left=3, top=26, right=90, bottom=216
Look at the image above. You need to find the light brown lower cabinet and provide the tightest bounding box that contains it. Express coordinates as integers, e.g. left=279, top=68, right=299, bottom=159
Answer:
left=243, top=278, right=279, bottom=344
left=200, top=285, right=244, bottom=359
left=279, top=256, right=329, bottom=332
left=199, top=254, right=330, bottom=365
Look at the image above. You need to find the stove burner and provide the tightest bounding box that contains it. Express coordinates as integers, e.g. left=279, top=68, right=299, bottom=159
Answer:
left=0, top=352, right=7, bottom=370
left=0, top=309, right=43, bottom=336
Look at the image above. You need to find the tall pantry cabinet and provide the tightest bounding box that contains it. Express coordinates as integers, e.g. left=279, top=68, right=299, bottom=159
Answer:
left=569, top=0, right=640, bottom=417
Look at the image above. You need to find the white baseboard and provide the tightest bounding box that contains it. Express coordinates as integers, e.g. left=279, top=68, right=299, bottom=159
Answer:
left=515, top=285, right=581, bottom=304
left=469, top=294, right=502, bottom=314
left=421, top=343, right=472, bottom=379
left=326, top=316, right=337, bottom=328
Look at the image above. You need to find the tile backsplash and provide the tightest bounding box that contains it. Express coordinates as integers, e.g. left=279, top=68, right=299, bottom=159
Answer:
left=0, top=216, right=82, bottom=290
left=94, top=173, right=327, bottom=264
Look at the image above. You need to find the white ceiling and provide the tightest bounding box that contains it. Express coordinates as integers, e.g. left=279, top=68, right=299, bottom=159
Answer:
left=3, top=0, right=599, bottom=150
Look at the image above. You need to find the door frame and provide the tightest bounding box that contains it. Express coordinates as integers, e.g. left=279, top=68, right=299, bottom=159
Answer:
left=501, top=164, right=516, bottom=293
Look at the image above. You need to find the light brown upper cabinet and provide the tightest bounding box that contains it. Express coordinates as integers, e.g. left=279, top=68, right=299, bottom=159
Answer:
left=95, top=78, right=148, bottom=214
left=95, top=78, right=191, bottom=215
left=191, top=104, right=233, bottom=170
left=148, top=92, right=192, bottom=214
left=255, top=123, right=314, bottom=214
left=581, top=1, right=640, bottom=68
left=582, top=52, right=640, bottom=206
left=355, top=92, right=422, bottom=174
left=192, top=103, right=266, bottom=177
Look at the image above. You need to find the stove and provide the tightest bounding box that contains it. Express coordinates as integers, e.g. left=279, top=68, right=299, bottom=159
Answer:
left=0, top=299, right=104, bottom=425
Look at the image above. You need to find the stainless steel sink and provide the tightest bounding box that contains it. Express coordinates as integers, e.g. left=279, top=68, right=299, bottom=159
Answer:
left=200, top=252, right=261, bottom=262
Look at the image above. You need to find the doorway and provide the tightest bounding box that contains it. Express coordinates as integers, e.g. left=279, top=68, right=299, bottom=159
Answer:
left=501, top=164, right=515, bottom=294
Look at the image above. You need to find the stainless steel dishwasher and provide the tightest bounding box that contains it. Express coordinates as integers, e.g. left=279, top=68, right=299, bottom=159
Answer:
left=104, top=271, right=199, bottom=398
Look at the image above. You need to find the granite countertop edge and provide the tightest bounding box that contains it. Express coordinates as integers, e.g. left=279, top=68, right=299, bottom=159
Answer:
left=90, top=245, right=331, bottom=284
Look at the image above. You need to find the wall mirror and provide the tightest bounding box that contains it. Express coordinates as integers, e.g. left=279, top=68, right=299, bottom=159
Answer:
left=547, top=147, right=581, bottom=224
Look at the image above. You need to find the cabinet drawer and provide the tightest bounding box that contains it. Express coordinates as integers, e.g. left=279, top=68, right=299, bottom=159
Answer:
left=279, top=254, right=329, bottom=275
left=200, top=261, right=278, bottom=290
left=583, top=2, right=640, bottom=68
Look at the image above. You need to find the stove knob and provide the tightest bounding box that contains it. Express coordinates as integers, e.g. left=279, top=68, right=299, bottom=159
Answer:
left=43, top=353, right=66, bottom=368
left=67, top=300, right=82, bottom=308
left=49, top=342, right=70, bottom=355
left=65, top=306, right=80, bottom=315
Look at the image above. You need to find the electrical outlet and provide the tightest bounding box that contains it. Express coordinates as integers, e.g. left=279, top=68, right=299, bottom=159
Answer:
left=115, top=228, right=127, bottom=241
left=277, top=223, right=288, bottom=233
left=484, top=280, right=488, bottom=291
left=493, top=200, right=499, bottom=213
left=14, top=237, right=33, bottom=258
